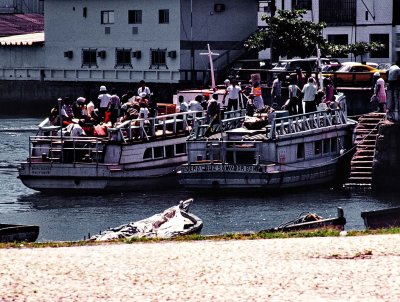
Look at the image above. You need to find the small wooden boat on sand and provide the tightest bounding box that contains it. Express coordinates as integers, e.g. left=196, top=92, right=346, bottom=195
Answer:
left=259, top=207, right=346, bottom=233
left=361, top=206, right=400, bottom=229
left=0, top=224, right=40, bottom=243
left=89, top=198, right=203, bottom=241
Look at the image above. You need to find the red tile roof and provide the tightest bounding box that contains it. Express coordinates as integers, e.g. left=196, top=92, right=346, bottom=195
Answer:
left=0, top=13, right=43, bottom=36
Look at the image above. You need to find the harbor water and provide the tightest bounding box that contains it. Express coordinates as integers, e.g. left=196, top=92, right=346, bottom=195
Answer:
left=1, top=116, right=399, bottom=242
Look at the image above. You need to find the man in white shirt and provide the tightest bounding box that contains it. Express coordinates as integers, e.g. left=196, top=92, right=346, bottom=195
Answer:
left=223, top=80, right=241, bottom=111
left=302, top=77, right=317, bottom=113
left=98, top=85, right=111, bottom=122
left=178, top=95, right=189, bottom=112
left=189, top=95, right=204, bottom=113
left=137, top=80, right=151, bottom=99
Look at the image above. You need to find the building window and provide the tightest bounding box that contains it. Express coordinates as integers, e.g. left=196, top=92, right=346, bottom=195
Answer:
left=115, top=48, right=132, bottom=68
left=370, top=34, right=389, bottom=58
left=128, top=10, right=142, bottom=24
left=82, top=48, right=97, bottom=68
left=101, top=10, right=114, bottom=24
left=394, top=0, right=400, bottom=25
left=396, top=33, right=400, bottom=48
left=292, top=0, right=312, bottom=10
left=150, top=48, right=167, bottom=68
left=159, top=9, right=169, bottom=24
left=327, top=34, right=348, bottom=45
left=327, top=34, right=348, bottom=58
left=319, top=0, right=355, bottom=26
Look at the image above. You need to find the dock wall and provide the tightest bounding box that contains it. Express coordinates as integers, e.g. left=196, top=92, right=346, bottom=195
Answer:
left=372, top=123, right=400, bottom=191
left=0, top=80, right=178, bottom=115
left=0, top=80, right=375, bottom=116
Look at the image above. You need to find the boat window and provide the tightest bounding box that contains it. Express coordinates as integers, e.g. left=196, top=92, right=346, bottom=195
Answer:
left=154, top=146, right=164, bottom=159
left=165, top=145, right=174, bottom=158
left=143, top=148, right=152, bottom=160
left=297, top=143, right=305, bottom=159
left=323, top=139, right=330, bottom=153
left=331, top=138, right=338, bottom=153
left=176, top=143, right=186, bottom=155
left=236, top=151, right=255, bottom=164
left=314, top=141, right=321, bottom=155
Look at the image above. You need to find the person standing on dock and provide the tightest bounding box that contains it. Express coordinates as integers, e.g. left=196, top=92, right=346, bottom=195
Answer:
left=386, top=63, right=400, bottom=121
left=373, top=72, right=387, bottom=113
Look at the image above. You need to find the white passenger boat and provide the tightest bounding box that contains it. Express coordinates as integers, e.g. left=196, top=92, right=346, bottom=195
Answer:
left=18, top=109, right=244, bottom=193
left=179, top=94, right=357, bottom=190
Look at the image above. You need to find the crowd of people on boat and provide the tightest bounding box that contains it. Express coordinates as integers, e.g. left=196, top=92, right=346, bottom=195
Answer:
left=48, top=80, right=159, bottom=137
left=177, top=69, right=341, bottom=122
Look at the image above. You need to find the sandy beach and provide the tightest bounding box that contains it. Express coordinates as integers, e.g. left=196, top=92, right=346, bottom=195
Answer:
left=1, top=234, right=400, bottom=301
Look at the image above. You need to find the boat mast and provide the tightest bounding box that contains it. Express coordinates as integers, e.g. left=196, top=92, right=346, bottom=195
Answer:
left=317, top=44, right=323, bottom=89
left=200, top=44, right=219, bottom=90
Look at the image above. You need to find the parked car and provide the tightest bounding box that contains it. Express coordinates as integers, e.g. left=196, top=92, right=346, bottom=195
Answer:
left=377, top=62, right=393, bottom=72
left=230, top=59, right=272, bottom=83
left=366, top=62, right=379, bottom=69
left=272, top=57, right=341, bottom=73
left=323, top=62, right=383, bottom=86
left=321, top=64, right=342, bottom=72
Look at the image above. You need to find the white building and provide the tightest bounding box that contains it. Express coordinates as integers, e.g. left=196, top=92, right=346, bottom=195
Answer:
left=0, top=0, right=259, bottom=86
left=258, top=0, right=400, bottom=63
left=0, top=0, right=43, bottom=14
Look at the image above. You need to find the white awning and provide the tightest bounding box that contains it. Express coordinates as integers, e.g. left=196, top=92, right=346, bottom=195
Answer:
left=0, top=32, right=44, bottom=46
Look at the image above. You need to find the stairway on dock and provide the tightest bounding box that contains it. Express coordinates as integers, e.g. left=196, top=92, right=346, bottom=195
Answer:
left=344, top=112, right=386, bottom=190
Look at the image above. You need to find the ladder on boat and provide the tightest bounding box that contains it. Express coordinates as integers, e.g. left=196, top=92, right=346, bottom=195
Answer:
left=344, top=112, right=386, bottom=190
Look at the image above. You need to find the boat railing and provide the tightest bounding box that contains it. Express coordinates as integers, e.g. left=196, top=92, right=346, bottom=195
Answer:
left=269, top=108, right=348, bottom=139
left=190, top=109, right=246, bottom=139
left=109, top=111, right=205, bottom=142
left=37, top=117, right=61, bottom=136
left=28, top=135, right=105, bottom=164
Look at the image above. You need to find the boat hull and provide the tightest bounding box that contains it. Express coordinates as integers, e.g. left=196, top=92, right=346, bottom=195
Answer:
left=0, top=224, right=39, bottom=243
left=179, top=161, right=339, bottom=190
left=361, top=207, right=400, bottom=229
left=19, top=161, right=182, bottom=192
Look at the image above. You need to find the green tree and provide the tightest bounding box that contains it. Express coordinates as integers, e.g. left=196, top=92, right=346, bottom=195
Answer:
left=346, top=42, right=385, bottom=62
left=246, top=10, right=385, bottom=60
left=245, top=10, right=326, bottom=58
